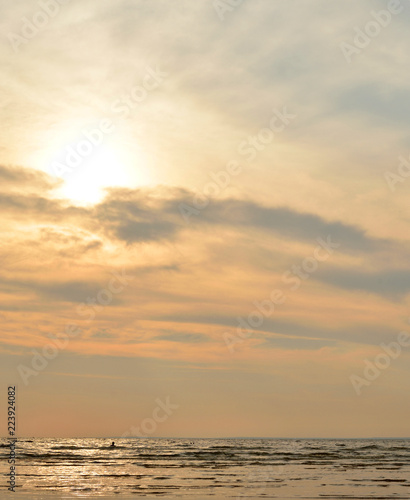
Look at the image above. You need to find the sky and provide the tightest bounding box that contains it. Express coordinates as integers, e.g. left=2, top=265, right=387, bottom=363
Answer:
left=1, top=0, right=410, bottom=438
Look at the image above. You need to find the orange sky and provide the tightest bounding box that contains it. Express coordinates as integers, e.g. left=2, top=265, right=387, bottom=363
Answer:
left=1, top=0, right=410, bottom=438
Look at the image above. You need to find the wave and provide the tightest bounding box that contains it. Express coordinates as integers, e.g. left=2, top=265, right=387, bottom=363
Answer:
left=97, top=445, right=128, bottom=450
left=51, top=446, right=82, bottom=450
left=20, top=452, right=86, bottom=460
left=6, top=439, right=410, bottom=470
left=51, top=445, right=120, bottom=451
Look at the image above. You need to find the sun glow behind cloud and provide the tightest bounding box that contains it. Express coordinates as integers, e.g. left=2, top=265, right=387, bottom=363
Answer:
left=36, top=124, right=152, bottom=205
left=55, top=144, right=133, bottom=205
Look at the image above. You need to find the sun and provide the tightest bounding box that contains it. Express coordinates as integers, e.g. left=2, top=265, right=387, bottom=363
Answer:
left=36, top=119, right=152, bottom=205
left=56, top=144, right=133, bottom=205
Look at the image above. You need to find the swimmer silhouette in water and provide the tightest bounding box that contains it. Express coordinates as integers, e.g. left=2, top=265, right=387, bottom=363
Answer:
left=110, top=441, right=115, bottom=447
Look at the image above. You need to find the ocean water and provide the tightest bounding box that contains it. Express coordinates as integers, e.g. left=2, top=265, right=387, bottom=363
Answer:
left=1, top=438, right=410, bottom=499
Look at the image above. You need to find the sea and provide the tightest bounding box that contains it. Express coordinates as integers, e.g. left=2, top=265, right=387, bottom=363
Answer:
left=1, top=438, right=410, bottom=499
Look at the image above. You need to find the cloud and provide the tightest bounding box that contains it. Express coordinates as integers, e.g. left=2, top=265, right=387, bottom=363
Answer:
left=0, top=191, right=87, bottom=222
left=0, top=164, right=61, bottom=192
left=152, top=312, right=401, bottom=348
left=259, top=336, right=337, bottom=350
left=91, top=187, right=389, bottom=254
left=153, top=332, right=210, bottom=343
left=91, top=329, right=118, bottom=340
left=336, top=83, right=410, bottom=128
left=315, top=267, right=410, bottom=300
left=35, top=280, right=112, bottom=303
left=0, top=169, right=408, bottom=314
left=200, top=199, right=381, bottom=252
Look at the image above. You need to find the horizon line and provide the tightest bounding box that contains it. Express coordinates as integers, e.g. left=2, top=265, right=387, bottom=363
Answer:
left=3, top=436, right=410, bottom=440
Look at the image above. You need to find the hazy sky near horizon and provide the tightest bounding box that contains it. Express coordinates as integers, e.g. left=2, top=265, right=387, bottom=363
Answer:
left=1, top=0, right=410, bottom=438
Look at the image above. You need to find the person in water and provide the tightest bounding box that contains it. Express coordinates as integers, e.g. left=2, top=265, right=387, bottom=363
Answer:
left=110, top=441, right=115, bottom=447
